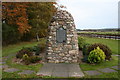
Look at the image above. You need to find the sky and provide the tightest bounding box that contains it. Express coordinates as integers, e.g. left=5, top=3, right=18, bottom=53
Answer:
left=57, top=0, right=119, bottom=29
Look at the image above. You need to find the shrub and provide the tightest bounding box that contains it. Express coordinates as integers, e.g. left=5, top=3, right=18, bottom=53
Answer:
left=29, top=56, right=42, bottom=63
left=31, top=46, right=38, bottom=52
left=78, top=37, right=86, bottom=50
left=22, top=54, right=29, bottom=60
left=29, top=42, right=46, bottom=55
left=88, top=47, right=106, bottom=64
left=39, top=42, right=46, bottom=52
left=36, top=43, right=46, bottom=55
left=35, top=47, right=41, bottom=55
left=22, top=54, right=30, bottom=65
left=16, top=43, right=46, bottom=59
left=31, top=46, right=41, bottom=55
left=16, top=47, right=33, bottom=59
left=82, top=43, right=90, bottom=56
left=87, top=43, right=112, bottom=60
left=82, top=43, right=90, bottom=62
left=22, top=54, right=41, bottom=65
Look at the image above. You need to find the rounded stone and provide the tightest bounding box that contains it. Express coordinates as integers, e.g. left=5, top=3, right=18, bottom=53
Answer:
left=48, top=53, right=52, bottom=55
left=55, top=60, right=59, bottom=63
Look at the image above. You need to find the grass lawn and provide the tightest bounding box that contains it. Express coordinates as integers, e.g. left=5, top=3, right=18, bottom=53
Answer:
left=6, top=56, right=43, bottom=72
left=2, top=37, right=119, bottom=79
left=84, top=72, right=119, bottom=78
left=2, top=38, right=46, bottom=57
left=80, top=52, right=119, bottom=78
left=2, top=38, right=46, bottom=79
left=2, top=72, right=47, bottom=79
left=80, top=56, right=118, bottom=71
left=79, top=36, right=119, bottom=78
left=80, top=36, right=119, bottom=55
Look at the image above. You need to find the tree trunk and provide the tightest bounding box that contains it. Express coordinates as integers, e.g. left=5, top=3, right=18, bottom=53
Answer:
left=36, top=33, right=39, bottom=42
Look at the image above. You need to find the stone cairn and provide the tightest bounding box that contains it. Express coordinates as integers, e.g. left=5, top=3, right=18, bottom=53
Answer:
left=46, top=10, right=79, bottom=63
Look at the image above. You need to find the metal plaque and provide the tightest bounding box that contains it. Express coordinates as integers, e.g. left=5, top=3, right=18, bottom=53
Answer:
left=56, top=27, right=66, bottom=43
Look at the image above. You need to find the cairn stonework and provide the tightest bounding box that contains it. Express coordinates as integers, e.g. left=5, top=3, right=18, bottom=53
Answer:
left=46, top=10, right=79, bottom=63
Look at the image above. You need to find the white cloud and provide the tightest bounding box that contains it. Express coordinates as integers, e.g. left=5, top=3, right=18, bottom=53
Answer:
left=57, top=0, right=118, bottom=29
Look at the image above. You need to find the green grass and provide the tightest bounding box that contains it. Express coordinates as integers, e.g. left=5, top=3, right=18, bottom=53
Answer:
left=80, top=55, right=119, bottom=78
left=2, top=72, right=119, bottom=79
left=2, top=37, right=119, bottom=78
left=79, top=36, right=119, bottom=78
left=2, top=72, right=42, bottom=79
left=83, top=72, right=119, bottom=78
left=80, top=56, right=118, bottom=71
left=78, top=31, right=120, bottom=35
left=6, top=55, right=43, bottom=72
left=2, top=38, right=46, bottom=78
left=80, top=36, right=119, bottom=55
left=2, top=38, right=46, bottom=57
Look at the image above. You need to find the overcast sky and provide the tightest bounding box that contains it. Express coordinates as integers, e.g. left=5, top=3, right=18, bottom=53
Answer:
left=57, top=0, right=119, bottom=29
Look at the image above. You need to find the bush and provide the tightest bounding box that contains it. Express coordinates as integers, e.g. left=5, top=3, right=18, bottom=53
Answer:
left=16, top=42, right=46, bottom=59
left=82, top=43, right=90, bottom=56
left=16, top=47, right=33, bottom=59
left=31, top=46, right=38, bottom=52
left=22, top=55, right=41, bottom=65
left=22, top=54, right=31, bottom=65
left=35, top=47, right=41, bottom=55
left=31, top=46, right=41, bottom=55
left=78, top=37, right=86, bottom=50
left=82, top=43, right=90, bottom=62
left=36, top=43, right=46, bottom=55
left=88, top=47, right=106, bottom=64
left=39, top=42, right=46, bottom=52
left=22, top=54, right=29, bottom=60
left=87, top=43, right=112, bottom=60
left=29, top=56, right=42, bottom=63
left=29, top=42, right=46, bottom=55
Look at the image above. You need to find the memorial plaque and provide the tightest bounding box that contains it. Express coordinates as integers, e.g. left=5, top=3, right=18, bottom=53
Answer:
left=56, top=27, right=66, bottom=43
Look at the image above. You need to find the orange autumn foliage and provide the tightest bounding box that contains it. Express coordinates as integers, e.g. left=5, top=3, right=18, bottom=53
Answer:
left=2, top=2, right=31, bottom=34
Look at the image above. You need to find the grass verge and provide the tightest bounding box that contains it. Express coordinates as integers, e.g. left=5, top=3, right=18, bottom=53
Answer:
left=80, top=56, right=118, bottom=71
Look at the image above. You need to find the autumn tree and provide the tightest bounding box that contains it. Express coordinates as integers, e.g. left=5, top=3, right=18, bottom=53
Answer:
left=27, top=2, right=57, bottom=41
left=2, top=2, right=31, bottom=34
left=2, top=2, right=57, bottom=45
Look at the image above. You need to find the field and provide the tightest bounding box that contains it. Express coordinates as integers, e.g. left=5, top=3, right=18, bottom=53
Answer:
left=78, top=31, right=120, bottom=35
